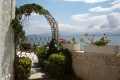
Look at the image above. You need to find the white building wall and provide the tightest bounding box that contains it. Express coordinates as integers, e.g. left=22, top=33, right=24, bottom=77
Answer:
left=0, top=0, right=15, bottom=80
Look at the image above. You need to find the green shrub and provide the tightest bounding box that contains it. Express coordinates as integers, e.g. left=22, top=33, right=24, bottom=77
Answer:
left=34, top=47, right=48, bottom=68
left=94, top=37, right=110, bottom=46
left=49, top=53, right=65, bottom=65
left=20, top=43, right=31, bottom=51
left=14, top=57, right=32, bottom=80
left=34, top=47, right=77, bottom=79
left=62, top=49, right=75, bottom=75
left=35, top=47, right=48, bottom=60
left=48, top=53, right=66, bottom=78
left=42, top=60, right=50, bottom=71
left=60, top=49, right=77, bottom=79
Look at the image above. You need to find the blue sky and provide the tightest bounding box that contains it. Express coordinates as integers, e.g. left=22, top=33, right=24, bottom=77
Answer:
left=16, top=0, right=120, bottom=36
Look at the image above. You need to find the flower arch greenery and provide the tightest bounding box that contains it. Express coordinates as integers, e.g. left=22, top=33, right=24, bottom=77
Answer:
left=11, top=3, right=59, bottom=46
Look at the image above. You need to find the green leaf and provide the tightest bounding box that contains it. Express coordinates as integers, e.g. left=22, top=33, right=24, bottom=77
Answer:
left=80, top=38, right=84, bottom=42
left=85, top=33, right=88, bottom=36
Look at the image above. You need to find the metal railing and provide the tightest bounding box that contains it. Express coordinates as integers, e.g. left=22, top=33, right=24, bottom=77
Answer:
left=16, top=36, right=51, bottom=61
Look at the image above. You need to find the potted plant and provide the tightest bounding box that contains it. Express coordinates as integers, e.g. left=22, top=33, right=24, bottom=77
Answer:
left=59, top=38, right=80, bottom=51
left=80, top=34, right=118, bottom=54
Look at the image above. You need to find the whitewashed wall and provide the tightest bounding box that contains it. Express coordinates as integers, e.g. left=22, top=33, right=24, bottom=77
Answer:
left=71, top=51, right=120, bottom=80
left=0, top=0, right=15, bottom=80
left=61, top=43, right=80, bottom=51
left=84, top=45, right=119, bottom=54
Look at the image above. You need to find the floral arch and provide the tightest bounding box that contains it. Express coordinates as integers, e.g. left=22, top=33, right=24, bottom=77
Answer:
left=12, top=3, right=59, bottom=46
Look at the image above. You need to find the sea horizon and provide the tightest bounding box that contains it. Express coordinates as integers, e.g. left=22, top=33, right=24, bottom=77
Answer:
left=26, top=34, right=120, bottom=50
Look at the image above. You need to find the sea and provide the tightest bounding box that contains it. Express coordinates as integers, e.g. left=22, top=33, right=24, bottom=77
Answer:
left=27, top=35, right=120, bottom=51
left=61, top=35, right=120, bottom=50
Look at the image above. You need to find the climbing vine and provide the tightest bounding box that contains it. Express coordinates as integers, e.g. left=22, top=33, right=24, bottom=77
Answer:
left=11, top=19, right=25, bottom=45
left=15, top=3, right=49, bottom=19
left=11, top=3, right=59, bottom=47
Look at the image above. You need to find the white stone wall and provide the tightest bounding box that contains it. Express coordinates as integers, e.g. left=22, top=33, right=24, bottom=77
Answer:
left=0, top=0, right=15, bottom=80
left=61, top=43, right=80, bottom=51
left=84, top=45, right=119, bottom=54
left=71, top=51, right=120, bottom=80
